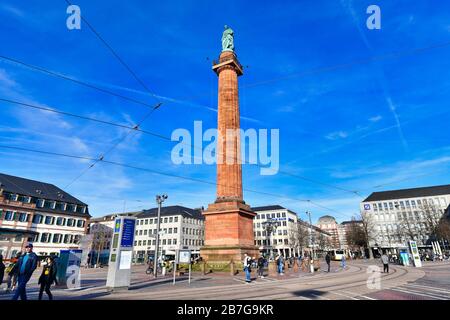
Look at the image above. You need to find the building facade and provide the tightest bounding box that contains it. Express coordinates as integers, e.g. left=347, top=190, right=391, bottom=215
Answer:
left=252, top=205, right=331, bottom=257
left=361, top=184, right=450, bottom=250
left=317, top=215, right=341, bottom=249
left=0, top=173, right=90, bottom=258
left=132, top=205, right=204, bottom=263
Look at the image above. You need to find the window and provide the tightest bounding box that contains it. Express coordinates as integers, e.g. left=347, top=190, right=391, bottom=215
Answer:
left=174, top=227, right=178, bottom=234
left=56, top=217, right=66, bottom=226
left=5, top=211, right=15, bottom=221
left=276, top=212, right=281, bottom=218
left=145, top=219, right=148, bottom=225
left=261, top=214, right=265, bottom=219
left=76, top=220, right=85, bottom=228
left=52, top=234, right=62, bottom=243
left=389, top=202, right=394, bottom=210
left=138, top=240, right=142, bottom=246
left=18, top=212, right=28, bottom=222
left=43, top=200, right=55, bottom=209
left=66, top=204, right=76, bottom=212
left=44, top=216, right=54, bottom=225
left=32, top=214, right=43, bottom=224
left=282, top=221, right=287, bottom=227
left=168, top=228, right=172, bottom=234
left=67, top=218, right=75, bottom=227
left=139, top=230, right=143, bottom=236
left=36, top=199, right=44, bottom=208
left=169, top=217, right=173, bottom=223
left=64, top=234, right=70, bottom=244
left=144, top=230, right=147, bottom=235
left=143, top=240, right=147, bottom=246
left=76, top=206, right=84, bottom=213
left=173, top=239, right=177, bottom=245
left=174, top=217, right=178, bottom=223
left=168, top=239, right=172, bottom=245
left=56, top=202, right=65, bottom=211
left=41, top=233, right=51, bottom=243
left=283, top=230, right=288, bottom=235
left=17, top=195, right=29, bottom=203
left=162, top=239, right=166, bottom=245
left=164, top=217, right=168, bottom=223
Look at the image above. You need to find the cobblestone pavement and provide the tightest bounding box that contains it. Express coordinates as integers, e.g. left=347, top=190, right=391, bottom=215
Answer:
left=0, top=260, right=448, bottom=300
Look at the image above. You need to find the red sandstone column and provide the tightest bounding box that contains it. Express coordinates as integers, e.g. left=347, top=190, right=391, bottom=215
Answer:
left=215, top=51, right=243, bottom=202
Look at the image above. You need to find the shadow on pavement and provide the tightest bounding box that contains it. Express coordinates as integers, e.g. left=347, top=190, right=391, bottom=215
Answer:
left=292, top=289, right=326, bottom=299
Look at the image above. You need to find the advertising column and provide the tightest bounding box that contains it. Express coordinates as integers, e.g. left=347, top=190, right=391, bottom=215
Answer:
left=106, top=216, right=136, bottom=291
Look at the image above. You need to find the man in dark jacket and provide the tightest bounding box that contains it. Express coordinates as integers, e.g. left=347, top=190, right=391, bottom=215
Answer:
left=12, top=243, right=38, bottom=300
left=257, top=255, right=265, bottom=278
left=325, top=253, right=331, bottom=272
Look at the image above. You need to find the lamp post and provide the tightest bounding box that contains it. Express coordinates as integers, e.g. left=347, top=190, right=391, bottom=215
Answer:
left=153, top=194, right=168, bottom=277
left=306, top=211, right=315, bottom=273
left=262, top=219, right=278, bottom=260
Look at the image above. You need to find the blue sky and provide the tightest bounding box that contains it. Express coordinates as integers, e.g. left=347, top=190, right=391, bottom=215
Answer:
left=0, top=0, right=449, bottom=222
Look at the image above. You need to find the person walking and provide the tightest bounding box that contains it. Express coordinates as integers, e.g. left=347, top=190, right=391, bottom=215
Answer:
left=0, top=254, right=5, bottom=287
left=5, top=253, right=20, bottom=292
left=276, top=254, right=284, bottom=275
left=341, top=254, right=346, bottom=269
left=325, top=252, right=331, bottom=272
left=243, top=253, right=252, bottom=283
left=257, top=255, right=265, bottom=278
left=12, top=243, right=38, bottom=300
left=381, top=252, right=389, bottom=273
left=38, top=256, right=58, bottom=300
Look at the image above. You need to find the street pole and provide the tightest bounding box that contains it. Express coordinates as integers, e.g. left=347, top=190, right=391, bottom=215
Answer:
left=307, top=211, right=315, bottom=273
left=153, top=194, right=167, bottom=277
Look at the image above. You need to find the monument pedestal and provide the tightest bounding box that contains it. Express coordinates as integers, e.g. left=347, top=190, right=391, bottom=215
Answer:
left=200, top=200, right=259, bottom=269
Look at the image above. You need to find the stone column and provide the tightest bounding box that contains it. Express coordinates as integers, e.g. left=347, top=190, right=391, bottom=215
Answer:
left=200, top=50, right=259, bottom=268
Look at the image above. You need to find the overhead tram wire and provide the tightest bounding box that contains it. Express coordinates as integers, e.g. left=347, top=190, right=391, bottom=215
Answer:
left=63, top=0, right=158, bottom=99
left=0, top=144, right=351, bottom=219
left=0, top=97, right=362, bottom=198
left=61, top=0, right=166, bottom=188
left=0, top=55, right=157, bottom=111
left=63, top=103, right=162, bottom=189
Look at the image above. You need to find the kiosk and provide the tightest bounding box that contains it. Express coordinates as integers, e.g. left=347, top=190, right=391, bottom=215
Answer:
left=106, top=216, right=136, bottom=291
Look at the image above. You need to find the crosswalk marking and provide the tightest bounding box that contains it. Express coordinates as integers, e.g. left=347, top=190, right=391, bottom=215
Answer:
left=391, top=288, right=447, bottom=300
left=404, top=283, right=450, bottom=295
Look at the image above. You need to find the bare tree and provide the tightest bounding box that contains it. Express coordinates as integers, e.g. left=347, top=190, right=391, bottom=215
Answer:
left=420, top=202, right=444, bottom=240
left=90, top=223, right=112, bottom=267
left=359, top=211, right=377, bottom=259
left=345, top=218, right=366, bottom=253
left=288, top=220, right=309, bottom=256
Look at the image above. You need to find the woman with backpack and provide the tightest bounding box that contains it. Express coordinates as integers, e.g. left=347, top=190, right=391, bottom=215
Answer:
left=38, top=256, right=58, bottom=300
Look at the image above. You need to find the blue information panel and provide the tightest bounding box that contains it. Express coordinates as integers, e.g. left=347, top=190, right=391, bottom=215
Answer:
left=120, top=218, right=135, bottom=247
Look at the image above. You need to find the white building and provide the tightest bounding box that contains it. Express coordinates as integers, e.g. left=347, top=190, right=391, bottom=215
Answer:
left=132, top=205, right=204, bottom=263
left=252, top=205, right=330, bottom=257
left=361, top=184, right=450, bottom=250
left=0, top=173, right=90, bottom=258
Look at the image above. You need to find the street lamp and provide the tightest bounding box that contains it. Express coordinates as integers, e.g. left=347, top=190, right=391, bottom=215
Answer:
left=153, top=194, right=168, bottom=277
left=262, top=219, right=278, bottom=260
left=306, top=211, right=315, bottom=273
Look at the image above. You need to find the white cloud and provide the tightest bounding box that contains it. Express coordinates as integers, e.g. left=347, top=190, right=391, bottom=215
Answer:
left=0, top=69, right=17, bottom=88
left=369, top=115, right=382, bottom=122
left=325, top=131, right=348, bottom=140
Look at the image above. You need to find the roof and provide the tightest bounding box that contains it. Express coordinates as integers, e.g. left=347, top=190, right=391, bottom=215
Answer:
left=318, top=215, right=337, bottom=223
left=0, top=172, right=89, bottom=216
left=136, top=205, right=204, bottom=220
left=251, top=205, right=286, bottom=212
left=363, top=184, right=450, bottom=202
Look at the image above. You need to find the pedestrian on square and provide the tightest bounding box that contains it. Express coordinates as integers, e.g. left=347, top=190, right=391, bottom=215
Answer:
left=12, top=243, right=38, bottom=300
left=5, top=252, right=21, bottom=292
left=0, top=254, right=5, bottom=286
left=325, top=252, right=331, bottom=272
left=276, top=254, right=284, bottom=275
left=243, top=253, right=252, bottom=283
left=38, top=256, right=58, bottom=300
left=257, top=255, right=265, bottom=278
left=341, top=254, right=346, bottom=269
left=381, top=252, right=389, bottom=273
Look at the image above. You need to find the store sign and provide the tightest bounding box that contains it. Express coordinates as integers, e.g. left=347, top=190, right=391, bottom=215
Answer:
left=178, top=250, right=191, bottom=264
left=364, top=204, right=371, bottom=210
